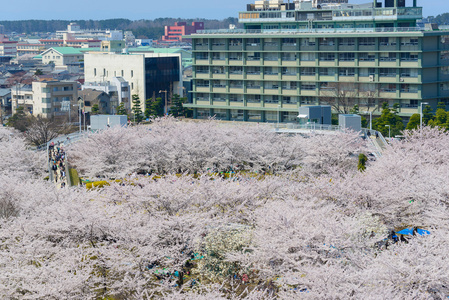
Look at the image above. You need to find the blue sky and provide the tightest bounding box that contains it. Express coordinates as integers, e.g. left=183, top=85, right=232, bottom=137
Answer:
left=0, top=0, right=446, bottom=20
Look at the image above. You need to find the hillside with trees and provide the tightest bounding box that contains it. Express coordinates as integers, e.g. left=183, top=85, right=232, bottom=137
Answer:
left=0, top=17, right=240, bottom=39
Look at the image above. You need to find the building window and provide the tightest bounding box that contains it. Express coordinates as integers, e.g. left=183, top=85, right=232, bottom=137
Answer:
left=94, top=68, right=96, bottom=76
left=339, top=68, right=355, bottom=76
left=359, top=53, right=375, bottom=61
left=339, top=53, right=355, bottom=61
left=131, top=70, right=134, bottom=78
left=401, top=53, right=418, bottom=61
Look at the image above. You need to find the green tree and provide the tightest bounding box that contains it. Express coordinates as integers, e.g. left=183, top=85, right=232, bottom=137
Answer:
left=34, top=69, right=43, bottom=76
left=132, top=94, right=143, bottom=123
left=145, top=97, right=164, bottom=118
left=357, top=153, right=368, bottom=172
left=91, top=104, right=99, bottom=115
left=117, top=102, right=127, bottom=116
left=406, top=114, right=421, bottom=130
left=144, top=98, right=153, bottom=119
left=7, top=106, right=30, bottom=132
left=422, top=105, right=434, bottom=125
left=372, top=102, right=404, bottom=137
left=169, top=94, right=192, bottom=118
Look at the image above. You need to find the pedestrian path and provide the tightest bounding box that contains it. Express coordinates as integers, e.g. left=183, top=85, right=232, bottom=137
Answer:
left=48, top=142, right=69, bottom=188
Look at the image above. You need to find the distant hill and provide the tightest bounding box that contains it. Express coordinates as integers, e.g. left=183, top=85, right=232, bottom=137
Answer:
left=0, top=18, right=241, bottom=39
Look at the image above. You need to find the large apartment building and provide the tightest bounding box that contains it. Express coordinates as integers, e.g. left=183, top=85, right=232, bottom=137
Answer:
left=186, top=0, right=449, bottom=122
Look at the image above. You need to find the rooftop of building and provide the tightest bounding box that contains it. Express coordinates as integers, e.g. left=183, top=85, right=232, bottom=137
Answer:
left=42, top=47, right=83, bottom=55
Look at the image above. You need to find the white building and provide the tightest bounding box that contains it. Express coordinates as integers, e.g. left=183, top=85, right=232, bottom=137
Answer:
left=32, top=81, right=78, bottom=118
left=56, top=23, right=124, bottom=41
left=41, top=47, right=84, bottom=66
left=84, top=52, right=183, bottom=111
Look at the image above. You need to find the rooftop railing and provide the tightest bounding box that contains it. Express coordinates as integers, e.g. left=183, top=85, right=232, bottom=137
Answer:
left=195, top=26, right=441, bottom=36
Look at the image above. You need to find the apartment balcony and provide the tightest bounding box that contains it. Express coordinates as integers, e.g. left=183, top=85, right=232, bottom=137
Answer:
left=358, top=76, right=375, bottom=82
left=379, top=91, right=397, bottom=98
left=247, top=102, right=262, bottom=108
left=196, top=100, right=211, bottom=106
left=379, top=44, right=397, bottom=51
left=379, top=61, right=397, bottom=67
left=282, top=44, right=297, bottom=51
left=319, top=61, right=336, bottom=67
left=229, top=44, right=243, bottom=51
left=339, top=76, right=355, bottom=82
left=196, top=87, right=210, bottom=93
left=213, top=87, right=227, bottom=93
left=230, top=101, right=244, bottom=107
left=247, top=74, right=262, bottom=80
left=358, top=45, right=376, bottom=51
left=300, top=61, right=316, bottom=67
left=264, top=74, right=279, bottom=80
left=195, top=73, right=210, bottom=79
left=281, top=60, right=297, bottom=67
left=339, top=45, right=356, bottom=51
left=263, top=60, right=279, bottom=67
left=401, top=92, right=419, bottom=99
left=282, top=74, right=297, bottom=81
left=229, top=60, right=243, bottom=66
left=229, top=74, right=243, bottom=80
left=282, top=89, right=299, bottom=96
left=246, top=44, right=261, bottom=51
left=246, top=60, right=261, bottom=66
left=401, top=61, right=419, bottom=67
left=264, top=88, right=280, bottom=95
left=401, top=45, right=419, bottom=51
left=212, top=73, right=226, bottom=79
left=400, top=77, right=419, bottom=83
left=247, top=87, right=262, bottom=93
left=319, top=75, right=336, bottom=82
left=300, top=75, right=316, bottom=81
left=211, top=44, right=226, bottom=51
left=339, top=61, right=356, bottom=67
left=319, top=45, right=336, bottom=51
left=195, top=59, right=209, bottom=65
left=379, top=76, right=396, bottom=83
left=212, top=59, right=226, bottom=65
left=359, top=61, right=376, bottom=67
left=283, top=104, right=298, bottom=109
left=195, top=44, right=209, bottom=51
left=301, top=45, right=316, bottom=51
left=301, top=90, right=317, bottom=96
left=230, top=87, right=244, bottom=93
left=264, top=43, right=279, bottom=51
left=264, top=103, right=281, bottom=109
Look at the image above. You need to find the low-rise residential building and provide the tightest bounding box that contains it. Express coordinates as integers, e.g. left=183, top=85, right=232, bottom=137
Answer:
left=78, top=88, right=112, bottom=114
left=41, top=47, right=84, bottom=67
left=82, top=77, right=130, bottom=111
left=100, top=40, right=125, bottom=53
left=65, top=39, right=101, bottom=48
left=32, top=80, right=78, bottom=118
left=11, top=84, right=33, bottom=115
left=0, top=41, right=18, bottom=57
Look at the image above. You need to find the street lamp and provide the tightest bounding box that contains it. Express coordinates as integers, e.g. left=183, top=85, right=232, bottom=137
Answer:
left=277, top=104, right=281, bottom=129
left=385, top=124, right=390, bottom=139
left=420, top=102, right=429, bottom=128
left=159, top=90, right=168, bottom=116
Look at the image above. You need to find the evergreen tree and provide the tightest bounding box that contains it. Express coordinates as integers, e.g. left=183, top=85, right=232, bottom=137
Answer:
left=150, top=97, right=164, bottom=117
left=349, top=104, right=368, bottom=128
left=372, top=102, right=404, bottom=137
left=131, top=94, right=143, bottom=123
left=7, top=106, right=30, bottom=132
left=406, top=114, right=421, bottom=130
left=117, top=102, right=127, bottom=116
left=144, top=98, right=152, bottom=119
left=91, top=104, right=99, bottom=115
left=422, top=105, right=433, bottom=125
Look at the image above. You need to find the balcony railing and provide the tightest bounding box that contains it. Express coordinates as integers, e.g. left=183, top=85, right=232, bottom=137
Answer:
left=195, top=26, right=435, bottom=36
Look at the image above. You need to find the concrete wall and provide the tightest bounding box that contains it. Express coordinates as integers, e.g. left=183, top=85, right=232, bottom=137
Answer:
left=90, top=115, right=127, bottom=130
left=84, top=52, right=146, bottom=107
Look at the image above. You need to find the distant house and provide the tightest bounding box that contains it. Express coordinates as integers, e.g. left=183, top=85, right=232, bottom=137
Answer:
left=41, top=47, right=84, bottom=67
left=79, top=88, right=112, bottom=115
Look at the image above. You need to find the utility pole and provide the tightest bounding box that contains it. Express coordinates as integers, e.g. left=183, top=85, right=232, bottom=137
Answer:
left=159, top=90, right=168, bottom=116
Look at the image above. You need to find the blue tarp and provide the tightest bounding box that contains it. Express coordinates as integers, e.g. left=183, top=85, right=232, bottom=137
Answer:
left=396, top=228, right=430, bottom=236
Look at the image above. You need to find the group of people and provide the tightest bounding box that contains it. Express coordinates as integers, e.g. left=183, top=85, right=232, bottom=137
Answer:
left=49, top=141, right=68, bottom=188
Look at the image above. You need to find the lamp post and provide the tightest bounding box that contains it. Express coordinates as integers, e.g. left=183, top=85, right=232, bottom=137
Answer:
left=385, top=124, right=390, bottom=139
left=277, top=105, right=281, bottom=129
left=159, top=90, right=168, bottom=116
left=420, top=102, right=429, bottom=128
